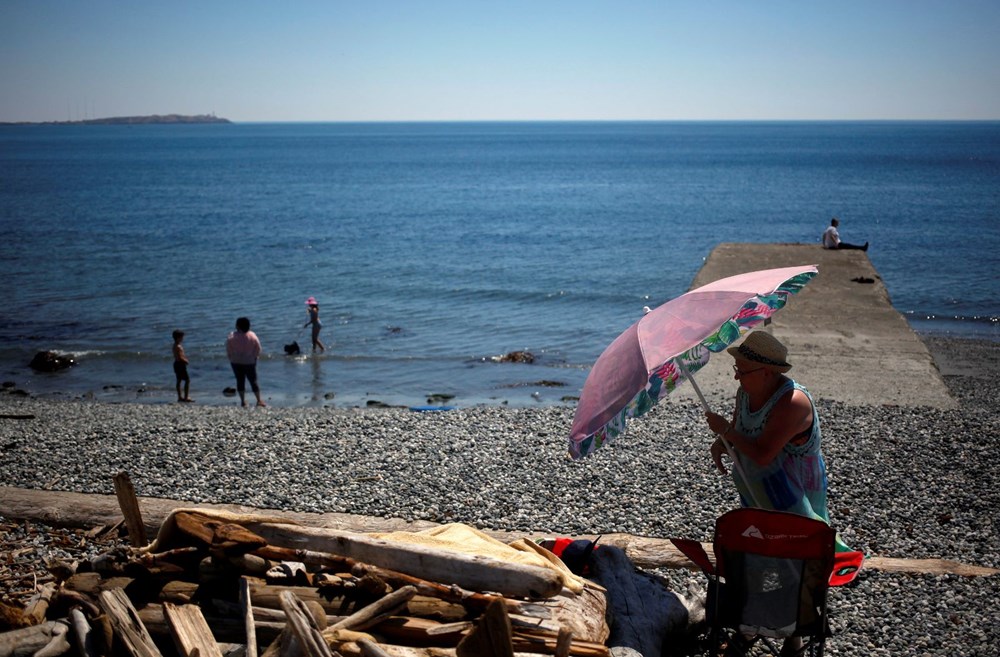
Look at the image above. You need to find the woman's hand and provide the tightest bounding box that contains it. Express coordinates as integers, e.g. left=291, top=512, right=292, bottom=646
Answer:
left=710, top=437, right=728, bottom=475
left=705, top=411, right=730, bottom=435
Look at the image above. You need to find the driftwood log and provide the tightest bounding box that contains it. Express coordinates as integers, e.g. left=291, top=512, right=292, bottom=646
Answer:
left=112, top=472, right=148, bottom=548
left=98, top=588, right=163, bottom=657
left=3, top=486, right=996, bottom=577
left=0, top=620, right=70, bottom=657
left=244, top=521, right=564, bottom=599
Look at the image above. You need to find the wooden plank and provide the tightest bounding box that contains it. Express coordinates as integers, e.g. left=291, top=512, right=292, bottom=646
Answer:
left=98, top=588, right=163, bottom=657
left=240, top=577, right=259, bottom=657
left=112, top=472, right=148, bottom=547
left=164, top=602, right=224, bottom=657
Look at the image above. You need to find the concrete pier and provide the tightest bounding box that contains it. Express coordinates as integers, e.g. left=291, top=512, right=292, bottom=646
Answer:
left=675, top=243, right=956, bottom=409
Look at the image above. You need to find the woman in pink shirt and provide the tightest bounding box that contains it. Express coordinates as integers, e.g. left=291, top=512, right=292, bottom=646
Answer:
left=226, top=317, right=265, bottom=407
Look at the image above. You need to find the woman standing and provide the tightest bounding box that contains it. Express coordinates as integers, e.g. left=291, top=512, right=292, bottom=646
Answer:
left=304, top=296, right=325, bottom=353
left=226, top=317, right=265, bottom=407
left=704, top=330, right=829, bottom=522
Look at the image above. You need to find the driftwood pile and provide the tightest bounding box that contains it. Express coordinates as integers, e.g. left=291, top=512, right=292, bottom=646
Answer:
left=0, top=473, right=710, bottom=657
left=0, top=510, right=613, bottom=657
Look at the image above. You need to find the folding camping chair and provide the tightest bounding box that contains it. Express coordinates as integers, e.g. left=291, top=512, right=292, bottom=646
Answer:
left=671, top=508, right=838, bottom=657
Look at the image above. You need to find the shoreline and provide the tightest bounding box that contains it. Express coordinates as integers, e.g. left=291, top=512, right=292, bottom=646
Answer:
left=3, top=331, right=995, bottom=410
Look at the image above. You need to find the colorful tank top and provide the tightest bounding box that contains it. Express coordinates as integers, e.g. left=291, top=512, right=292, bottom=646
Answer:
left=731, top=378, right=829, bottom=523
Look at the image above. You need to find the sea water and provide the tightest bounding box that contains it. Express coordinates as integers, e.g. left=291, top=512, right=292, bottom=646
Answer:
left=1, top=121, right=998, bottom=407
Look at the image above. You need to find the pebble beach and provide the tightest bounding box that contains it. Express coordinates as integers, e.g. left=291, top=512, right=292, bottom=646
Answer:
left=1, top=334, right=998, bottom=656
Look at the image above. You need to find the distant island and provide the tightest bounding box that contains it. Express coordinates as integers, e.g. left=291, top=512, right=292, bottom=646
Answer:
left=0, top=114, right=231, bottom=126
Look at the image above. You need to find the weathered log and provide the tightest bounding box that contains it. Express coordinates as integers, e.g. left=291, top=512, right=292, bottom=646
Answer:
left=240, top=577, right=259, bottom=657
left=69, top=608, right=98, bottom=657
left=278, top=591, right=334, bottom=657
left=98, top=588, right=162, bottom=657
left=246, top=523, right=562, bottom=599
left=4, top=488, right=997, bottom=577
left=164, top=602, right=224, bottom=657
left=22, top=582, right=58, bottom=625
left=329, top=586, right=417, bottom=632
left=257, top=545, right=515, bottom=616
left=112, top=473, right=148, bottom=548
left=173, top=512, right=269, bottom=557
left=0, top=620, right=70, bottom=657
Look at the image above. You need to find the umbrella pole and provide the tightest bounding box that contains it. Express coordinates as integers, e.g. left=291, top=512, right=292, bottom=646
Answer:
left=682, top=366, right=760, bottom=507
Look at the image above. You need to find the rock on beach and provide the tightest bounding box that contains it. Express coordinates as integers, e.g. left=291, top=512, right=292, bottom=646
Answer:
left=0, top=335, right=998, bottom=656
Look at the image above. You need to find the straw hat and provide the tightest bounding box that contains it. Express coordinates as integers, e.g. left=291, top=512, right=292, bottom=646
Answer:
left=305, top=296, right=317, bottom=306
left=726, top=331, right=792, bottom=373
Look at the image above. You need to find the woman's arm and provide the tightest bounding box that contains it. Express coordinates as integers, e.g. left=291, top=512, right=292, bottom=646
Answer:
left=721, top=390, right=813, bottom=466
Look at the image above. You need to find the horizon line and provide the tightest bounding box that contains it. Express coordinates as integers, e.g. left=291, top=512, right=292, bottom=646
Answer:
left=5, top=117, right=1000, bottom=125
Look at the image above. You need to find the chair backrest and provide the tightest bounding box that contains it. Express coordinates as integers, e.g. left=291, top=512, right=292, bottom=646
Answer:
left=712, top=508, right=836, bottom=639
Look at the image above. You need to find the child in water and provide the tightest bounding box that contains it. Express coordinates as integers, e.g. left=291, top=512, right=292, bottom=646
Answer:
left=304, top=296, right=326, bottom=353
left=172, top=330, right=193, bottom=402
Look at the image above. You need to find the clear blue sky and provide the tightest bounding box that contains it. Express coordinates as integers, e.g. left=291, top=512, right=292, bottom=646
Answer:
left=3, top=1, right=999, bottom=122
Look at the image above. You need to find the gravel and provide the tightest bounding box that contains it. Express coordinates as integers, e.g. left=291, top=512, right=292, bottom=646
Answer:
left=1, top=335, right=998, bottom=656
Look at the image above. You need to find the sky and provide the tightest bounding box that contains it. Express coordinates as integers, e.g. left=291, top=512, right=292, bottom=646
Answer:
left=2, top=1, right=999, bottom=123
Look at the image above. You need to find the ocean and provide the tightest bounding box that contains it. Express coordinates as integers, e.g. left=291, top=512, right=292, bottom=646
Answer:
left=1, top=121, right=998, bottom=408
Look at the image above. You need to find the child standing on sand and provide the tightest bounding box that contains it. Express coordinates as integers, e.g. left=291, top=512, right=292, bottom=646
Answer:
left=172, top=330, right=193, bottom=403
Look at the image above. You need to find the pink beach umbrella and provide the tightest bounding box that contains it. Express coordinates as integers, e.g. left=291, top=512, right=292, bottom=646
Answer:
left=568, top=264, right=818, bottom=461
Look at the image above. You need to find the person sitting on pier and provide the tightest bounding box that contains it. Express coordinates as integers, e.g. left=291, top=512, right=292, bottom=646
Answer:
left=822, top=217, right=868, bottom=251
